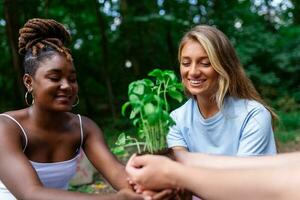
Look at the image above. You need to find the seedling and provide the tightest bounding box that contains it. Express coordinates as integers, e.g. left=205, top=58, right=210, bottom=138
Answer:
left=113, top=69, right=183, bottom=154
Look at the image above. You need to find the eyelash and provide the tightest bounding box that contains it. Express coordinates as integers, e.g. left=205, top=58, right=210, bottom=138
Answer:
left=182, top=62, right=190, bottom=67
left=201, top=63, right=210, bottom=67
left=48, top=77, right=77, bottom=83
left=49, top=77, right=60, bottom=81
left=181, top=62, right=210, bottom=67
left=69, top=77, right=77, bottom=83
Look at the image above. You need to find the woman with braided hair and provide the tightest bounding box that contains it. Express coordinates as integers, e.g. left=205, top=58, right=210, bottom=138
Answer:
left=0, top=18, right=145, bottom=200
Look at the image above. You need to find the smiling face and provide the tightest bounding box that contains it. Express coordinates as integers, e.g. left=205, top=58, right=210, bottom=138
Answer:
left=180, top=39, right=219, bottom=99
left=24, top=53, right=78, bottom=112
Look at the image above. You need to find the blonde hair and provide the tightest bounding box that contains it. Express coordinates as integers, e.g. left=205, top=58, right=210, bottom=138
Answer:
left=178, top=25, right=277, bottom=122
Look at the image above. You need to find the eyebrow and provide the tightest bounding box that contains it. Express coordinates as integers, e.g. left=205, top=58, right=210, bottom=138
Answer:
left=181, top=56, right=209, bottom=60
left=46, top=68, right=76, bottom=74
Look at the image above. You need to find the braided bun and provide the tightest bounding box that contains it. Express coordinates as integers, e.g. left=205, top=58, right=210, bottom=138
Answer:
left=18, top=18, right=72, bottom=60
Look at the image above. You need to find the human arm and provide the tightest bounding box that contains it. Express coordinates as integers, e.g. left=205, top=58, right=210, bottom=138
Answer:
left=81, top=117, right=174, bottom=199
left=126, top=154, right=300, bottom=200
left=175, top=163, right=300, bottom=200
left=174, top=150, right=300, bottom=169
left=81, top=116, right=130, bottom=190
left=0, top=116, right=143, bottom=200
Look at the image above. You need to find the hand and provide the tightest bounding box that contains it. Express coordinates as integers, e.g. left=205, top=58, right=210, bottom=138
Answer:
left=116, top=188, right=144, bottom=200
left=129, top=181, right=174, bottom=199
left=126, top=154, right=177, bottom=190
left=143, top=189, right=175, bottom=200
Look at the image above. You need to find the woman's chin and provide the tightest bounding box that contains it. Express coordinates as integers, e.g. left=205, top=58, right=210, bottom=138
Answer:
left=187, top=89, right=204, bottom=96
left=53, top=104, right=73, bottom=112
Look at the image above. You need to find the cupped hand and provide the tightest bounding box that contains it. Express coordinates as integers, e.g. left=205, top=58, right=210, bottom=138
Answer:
left=116, top=188, right=145, bottom=200
left=125, top=154, right=176, bottom=190
left=143, top=189, right=175, bottom=200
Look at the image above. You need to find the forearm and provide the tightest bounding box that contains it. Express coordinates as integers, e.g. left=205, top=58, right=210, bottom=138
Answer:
left=21, top=186, right=118, bottom=200
left=174, top=165, right=300, bottom=200
left=106, top=165, right=131, bottom=190
left=176, top=151, right=300, bottom=169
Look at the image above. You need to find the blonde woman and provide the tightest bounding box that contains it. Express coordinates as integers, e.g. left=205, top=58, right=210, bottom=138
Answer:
left=167, top=25, right=277, bottom=157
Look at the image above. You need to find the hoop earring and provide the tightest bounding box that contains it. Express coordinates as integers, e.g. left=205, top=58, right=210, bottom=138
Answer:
left=72, top=95, right=79, bottom=107
left=25, top=90, right=34, bottom=106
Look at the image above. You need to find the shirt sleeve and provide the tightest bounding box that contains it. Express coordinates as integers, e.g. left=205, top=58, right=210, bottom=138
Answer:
left=237, top=107, right=277, bottom=156
left=167, top=111, right=188, bottom=149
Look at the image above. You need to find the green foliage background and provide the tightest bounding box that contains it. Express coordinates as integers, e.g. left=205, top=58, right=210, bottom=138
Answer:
left=0, top=0, right=299, bottom=144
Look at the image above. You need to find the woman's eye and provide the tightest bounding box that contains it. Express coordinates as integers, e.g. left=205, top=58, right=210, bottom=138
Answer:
left=181, top=62, right=190, bottom=67
left=201, top=62, right=211, bottom=67
left=69, top=77, right=77, bottom=83
left=49, top=77, right=60, bottom=81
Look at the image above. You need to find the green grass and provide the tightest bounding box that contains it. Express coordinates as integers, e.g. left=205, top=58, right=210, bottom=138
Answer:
left=275, top=111, right=300, bottom=143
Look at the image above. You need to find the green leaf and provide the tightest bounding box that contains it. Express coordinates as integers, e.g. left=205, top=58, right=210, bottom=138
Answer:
left=132, top=84, right=145, bottom=95
left=112, top=146, right=126, bottom=155
left=129, top=94, right=140, bottom=103
left=163, top=70, right=177, bottom=82
left=175, top=83, right=184, bottom=91
left=121, top=102, right=131, bottom=116
left=142, top=94, right=155, bottom=104
left=133, top=118, right=140, bottom=126
left=148, top=68, right=163, bottom=77
left=144, top=103, right=156, bottom=115
left=142, top=79, right=154, bottom=87
left=146, top=107, right=162, bottom=125
left=149, top=68, right=163, bottom=82
left=168, top=88, right=183, bottom=102
left=138, top=129, right=145, bottom=139
left=130, top=108, right=139, bottom=119
left=115, top=132, right=126, bottom=145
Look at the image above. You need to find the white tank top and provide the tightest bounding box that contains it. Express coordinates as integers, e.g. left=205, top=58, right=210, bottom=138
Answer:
left=0, top=113, right=84, bottom=200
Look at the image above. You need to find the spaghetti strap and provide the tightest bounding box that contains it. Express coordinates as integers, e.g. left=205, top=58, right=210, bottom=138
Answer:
left=77, top=114, right=84, bottom=148
left=0, top=114, right=28, bottom=152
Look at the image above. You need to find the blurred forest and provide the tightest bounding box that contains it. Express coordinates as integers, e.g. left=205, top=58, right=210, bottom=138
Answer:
left=0, top=0, right=299, bottom=144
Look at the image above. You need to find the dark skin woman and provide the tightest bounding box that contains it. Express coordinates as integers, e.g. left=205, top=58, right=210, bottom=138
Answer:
left=0, top=18, right=144, bottom=200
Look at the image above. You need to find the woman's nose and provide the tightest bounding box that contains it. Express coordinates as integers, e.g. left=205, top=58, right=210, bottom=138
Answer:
left=189, top=63, right=200, bottom=76
left=60, top=79, right=71, bottom=90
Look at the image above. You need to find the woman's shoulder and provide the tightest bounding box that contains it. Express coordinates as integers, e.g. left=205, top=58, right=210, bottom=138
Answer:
left=0, top=110, right=28, bottom=142
left=74, top=113, right=94, bottom=124
left=225, top=97, right=268, bottom=114
left=0, top=109, right=29, bottom=124
left=73, top=113, right=101, bottom=133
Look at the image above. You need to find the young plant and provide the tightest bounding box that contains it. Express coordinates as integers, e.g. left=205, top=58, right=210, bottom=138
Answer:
left=117, top=68, right=183, bottom=154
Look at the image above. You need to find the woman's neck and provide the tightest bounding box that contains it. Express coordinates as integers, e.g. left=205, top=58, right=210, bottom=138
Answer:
left=195, top=95, right=219, bottom=119
left=28, top=106, right=70, bottom=130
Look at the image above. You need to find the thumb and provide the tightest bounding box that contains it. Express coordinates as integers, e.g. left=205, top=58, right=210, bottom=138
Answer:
left=131, top=155, right=152, bottom=167
left=126, top=155, right=142, bottom=178
left=127, top=154, right=137, bottom=167
left=128, top=154, right=149, bottom=168
left=126, top=155, right=149, bottom=182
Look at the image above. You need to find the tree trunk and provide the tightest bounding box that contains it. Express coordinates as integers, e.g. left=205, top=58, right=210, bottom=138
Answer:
left=93, top=0, right=117, bottom=119
left=165, top=24, right=178, bottom=72
left=4, top=0, right=25, bottom=107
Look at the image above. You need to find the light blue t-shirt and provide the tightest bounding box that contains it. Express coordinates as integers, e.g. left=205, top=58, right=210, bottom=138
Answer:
left=167, top=97, right=276, bottom=156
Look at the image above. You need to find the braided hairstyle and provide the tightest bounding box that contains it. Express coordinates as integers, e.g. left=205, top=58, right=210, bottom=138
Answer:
left=18, top=18, right=72, bottom=76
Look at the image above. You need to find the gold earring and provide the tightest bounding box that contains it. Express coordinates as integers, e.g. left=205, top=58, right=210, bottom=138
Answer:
left=25, top=90, right=34, bottom=106
left=72, top=95, right=79, bottom=107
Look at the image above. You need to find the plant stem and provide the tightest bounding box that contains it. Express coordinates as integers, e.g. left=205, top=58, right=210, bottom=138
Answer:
left=163, top=78, right=170, bottom=112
